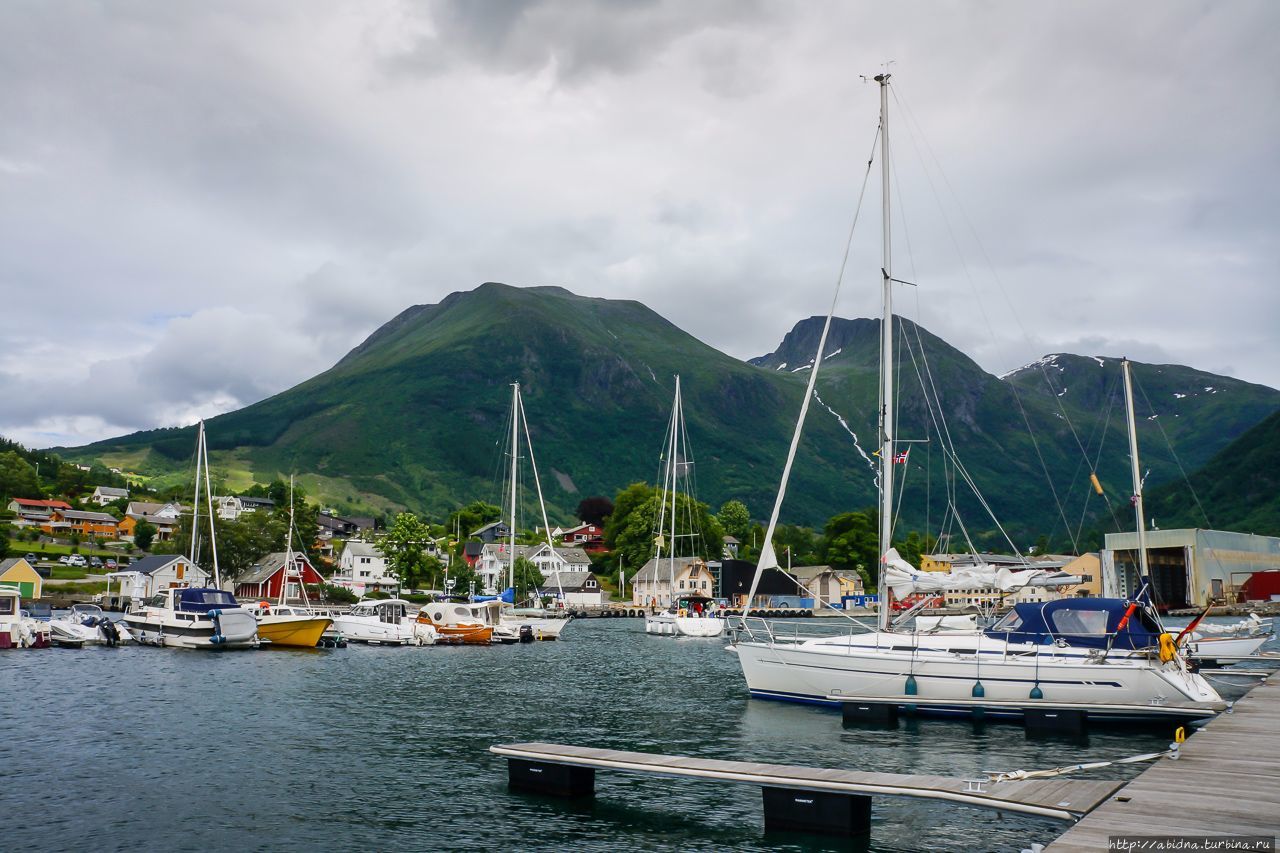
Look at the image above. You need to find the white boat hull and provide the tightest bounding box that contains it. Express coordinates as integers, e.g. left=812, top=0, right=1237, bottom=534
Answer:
left=733, top=631, right=1223, bottom=720
left=123, top=610, right=258, bottom=650
left=1185, top=634, right=1270, bottom=660
left=646, top=612, right=726, bottom=638
left=502, top=616, right=567, bottom=640
left=330, top=615, right=418, bottom=645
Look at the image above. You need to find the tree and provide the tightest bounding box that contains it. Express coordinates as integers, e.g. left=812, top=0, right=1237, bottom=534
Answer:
left=446, top=501, right=503, bottom=544
left=716, top=499, right=751, bottom=542
left=576, top=496, right=614, bottom=527
left=382, top=512, right=434, bottom=590
left=603, top=483, right=724, bottom=575
left=0, top=451, right=41, bottom=503
left=512, top=556, right=544, bottom=601
left=135, top=520, right=158, bottom=552
left=821, top=510, right=878, bottom=591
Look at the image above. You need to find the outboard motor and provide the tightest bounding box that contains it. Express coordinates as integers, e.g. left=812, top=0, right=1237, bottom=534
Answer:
left=518, top=625, right=535, bottom=643
left=100, top=618, right=120, bottom=647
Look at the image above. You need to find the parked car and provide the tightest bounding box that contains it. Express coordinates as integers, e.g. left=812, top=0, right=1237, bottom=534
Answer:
left=67, top=554, right=87, bottom=567
left=89, top=556, right=103, bottom=568
left=105, top=559, right=118, bottom=570
left=59, top=555, right=72, bottom=565
left=24, top=552, right=37, bottom=563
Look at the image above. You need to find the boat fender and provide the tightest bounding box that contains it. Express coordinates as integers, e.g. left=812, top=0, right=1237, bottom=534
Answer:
left=210, top=609, right=225, bottom=645
left=905, top=675, right=918, bottom=696
left=972, top=681, right=985, bottom=698
left=1029, top=685, right=1043, bottom=700
left=1158, top=632, right=1177, bottom=663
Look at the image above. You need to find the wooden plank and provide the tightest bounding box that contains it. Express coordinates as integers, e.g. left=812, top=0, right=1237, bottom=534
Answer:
left=492, top=741, right=1122, bottom=820
left=1047, top=678, right=1280, bottom=850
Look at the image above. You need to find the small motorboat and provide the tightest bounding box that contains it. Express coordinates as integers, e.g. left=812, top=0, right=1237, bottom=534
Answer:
left=48, top=603, right=132, bottom=646
left=123, top=587, right=259, bottom=649
left=248, top=602, right=334, bottom=649
left=332, top=599, right=431, bottom=646
left=0, top=589, right=50, bottom=649
left=415, top=601, right=493, bottom=645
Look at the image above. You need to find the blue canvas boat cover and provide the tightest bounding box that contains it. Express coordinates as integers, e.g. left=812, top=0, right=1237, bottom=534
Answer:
left=984, top=598, right=1162, bottom=650
left=175, top=587, right=240, bottom=613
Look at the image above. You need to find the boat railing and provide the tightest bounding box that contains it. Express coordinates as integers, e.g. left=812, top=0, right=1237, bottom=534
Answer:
left=728, top=615, right=872, bottom=646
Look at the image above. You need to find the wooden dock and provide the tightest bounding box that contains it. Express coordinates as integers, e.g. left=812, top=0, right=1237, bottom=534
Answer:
left=1047, top=677, right=1280, bottom=850
left=491, top=742, right=1124, bottom=833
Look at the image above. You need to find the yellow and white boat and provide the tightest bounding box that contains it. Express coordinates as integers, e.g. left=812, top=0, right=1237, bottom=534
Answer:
left=251, top=603, right=333, bottom=649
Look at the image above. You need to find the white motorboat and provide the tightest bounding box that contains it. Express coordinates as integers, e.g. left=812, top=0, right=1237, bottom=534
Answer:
left=645, top=597, right=726, bottom=638
left=0, top=588, right=50, bottom=649
left=332, top=599, right=427, bottom=645
left=124, top=587, right=259, bottom=649
left=501, top=606, right=568, bottom=640
left=728, top=74, right=1224, bottom=724
left=48, top=603, right=132, bottom=646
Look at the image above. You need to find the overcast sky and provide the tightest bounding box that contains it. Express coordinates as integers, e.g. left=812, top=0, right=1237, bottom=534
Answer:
left=2, top=1, right=1277, bottom=449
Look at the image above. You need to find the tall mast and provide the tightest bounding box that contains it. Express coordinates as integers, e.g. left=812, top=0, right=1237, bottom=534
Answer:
left=278, top=474, right=296, bottom=608
left=876, top=72, right=894, bottom=632
left=668, top=376, right=681, bottom=608
left=189, top=420, right=204, bottom=566
left=201, top=423, right=221, bottom=589
left=1121, top=360, right=1151, bottom=587
left=507, top=382, right=520, bottom=595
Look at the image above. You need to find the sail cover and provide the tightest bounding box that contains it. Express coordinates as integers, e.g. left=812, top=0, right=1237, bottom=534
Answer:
left=883, top=549, right=1080, bottom=597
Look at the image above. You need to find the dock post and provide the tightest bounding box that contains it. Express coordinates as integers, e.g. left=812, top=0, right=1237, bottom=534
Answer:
left=842, top=701, right=899, bottom=728
left=761, top=787, right=872, bottom=837
left=507, top=758, right=595, bottom=797
left=1024, top=708, right=1087, bottom=736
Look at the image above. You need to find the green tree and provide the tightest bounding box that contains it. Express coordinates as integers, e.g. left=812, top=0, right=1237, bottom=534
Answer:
left=604, top=482, right=724, bottom=575
left=821, top=510, right=879, bottom=591
left=0, top=451, right=41, bottom=503
left=447, top=501, right=502, bottom=541
left=135, top=520, right=158, bottom=551
left=382, top=512, right=434, bottom=590
left=716, top=499, right=751, bottom=542
left=575, top=496, right=614, bottom=526
left=512, top=556, right=544, bottom=601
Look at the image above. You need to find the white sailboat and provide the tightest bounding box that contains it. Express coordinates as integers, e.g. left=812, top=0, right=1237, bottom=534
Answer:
left=495, top=382, right=571, bottom=641
left=644, top=376, right=724, bottom=638
left=123, top=420, right=259, bottom=649
left=728, top=74, right=1224, bottom=722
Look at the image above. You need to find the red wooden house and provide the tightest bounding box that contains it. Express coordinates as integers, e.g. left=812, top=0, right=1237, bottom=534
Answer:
left=558, top=522, right=606, bottom=553
left=235, top=552, right=325, bottom=601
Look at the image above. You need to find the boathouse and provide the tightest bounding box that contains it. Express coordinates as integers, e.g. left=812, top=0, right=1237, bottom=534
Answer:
left=235, top=552, right=325, bottom=601
left=0, top=558, right=42, bottom=599
left=1102, top=528, right=1280, bottom=609
left=540, top=570, right=604, bottom=607
left=127, top=555, right=210, bottom=594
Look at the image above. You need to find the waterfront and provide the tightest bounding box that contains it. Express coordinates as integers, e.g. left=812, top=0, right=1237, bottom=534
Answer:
left=3, top=618, right=1271, bottom=852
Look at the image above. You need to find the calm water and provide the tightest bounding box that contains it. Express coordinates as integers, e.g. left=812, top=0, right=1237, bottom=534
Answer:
left=3, top=618, right=1269, bottom=852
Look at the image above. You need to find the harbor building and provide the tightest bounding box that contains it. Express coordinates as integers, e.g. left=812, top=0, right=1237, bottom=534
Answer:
left=1102, top=528, right=1280, bottom=609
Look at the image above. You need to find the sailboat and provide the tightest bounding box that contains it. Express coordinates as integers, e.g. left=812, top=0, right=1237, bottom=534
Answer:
left=728, top=74, right=1224, bottom=722
left=123, top=420, right=259, bottom=649
left=493, top=382, right=571, bottom=641
left=643, top=376, right=724, bottom=638
left=249, top=478, right=334, bottom=649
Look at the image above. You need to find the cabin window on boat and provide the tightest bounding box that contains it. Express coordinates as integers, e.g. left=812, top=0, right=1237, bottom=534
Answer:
left=1051, top=608, right=1109, bottom=637
left=0, top=597, right=14, bottom=615
left=146, top=594, right=166, bottom=608
left=990, top=610, right=1023, bottom=632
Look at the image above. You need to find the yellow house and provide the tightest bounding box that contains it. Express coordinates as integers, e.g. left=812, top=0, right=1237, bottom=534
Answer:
left=919, top=554, right=955, bottom=573
left=1060, top=553, right=1102, bottom=597
left=0, top=558, right=42, bottom=599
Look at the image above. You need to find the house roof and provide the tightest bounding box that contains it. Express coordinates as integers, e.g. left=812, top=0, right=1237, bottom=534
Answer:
left=94, top=486, right=129, bottom=497
left=342, top=540, right=383, bottom=559
left=541, top=570, right=596, bottom=591
left=463, top=541, right=484, bottom=558
left=126, top=501, right=188, bottom=517
left=532, top=544, right=592, bottom=566
left=60, top=509, right=120, bottom=523
left=12, top=498, right=71, bottom=509
left=0, top=557, right=37, bottom=577
left=788, top=564, right=837, bottom=582
left=632, top=556, right=705, bottom=582
left=129, top=554, right=204, bottom=577
left=238, top=552, right=315, bottom=586
left=471, top=520, right=509, bottom=537
left=127, top=512, right=180, bottom=526
left=239, top=496, right=275, bottom=508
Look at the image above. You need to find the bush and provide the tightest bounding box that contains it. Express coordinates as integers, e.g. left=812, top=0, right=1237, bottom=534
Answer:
left=309, top=583, right=357, bottom=604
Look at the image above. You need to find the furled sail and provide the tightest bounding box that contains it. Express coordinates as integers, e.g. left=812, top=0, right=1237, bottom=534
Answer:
left=883, top=548, right=1080, bottom=597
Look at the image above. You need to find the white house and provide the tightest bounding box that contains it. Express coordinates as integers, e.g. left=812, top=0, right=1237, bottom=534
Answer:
left=91, top=486, right=129, bottom=505
left=476, top=542, right=592, bottom=595
left=118, top=555, right=211, bottom=599
left=541, top=570, right=604, bottom=607
left=631, top=556, right=716, bottom=607
left=332, top=541, right=399, bottom=597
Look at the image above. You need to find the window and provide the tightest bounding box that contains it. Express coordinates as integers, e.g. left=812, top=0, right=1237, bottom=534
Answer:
left=679, top=580, right=685, bottom=589
left=1051, top=607, right=1109, bottom=637
left=176, top=564, right=184, bottom=580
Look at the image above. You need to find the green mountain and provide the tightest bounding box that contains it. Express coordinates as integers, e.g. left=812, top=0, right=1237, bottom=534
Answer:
left=1143, top=410, right=1280, bottom=536
left=53, top=285, right=1280, bottom=547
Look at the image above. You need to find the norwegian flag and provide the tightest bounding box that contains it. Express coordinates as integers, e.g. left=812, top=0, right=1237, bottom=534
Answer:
left=893, top=450, right=909, bottom=464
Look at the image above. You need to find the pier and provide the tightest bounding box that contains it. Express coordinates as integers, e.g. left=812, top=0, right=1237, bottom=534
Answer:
left=490, top=742, right=1123, bottom=836
left=1046, top=676, right=1280, bottom=850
